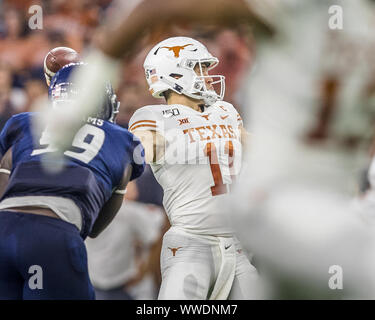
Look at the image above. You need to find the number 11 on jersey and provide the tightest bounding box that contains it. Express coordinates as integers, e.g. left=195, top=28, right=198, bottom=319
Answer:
left=204, top=140, right=236, bottom=197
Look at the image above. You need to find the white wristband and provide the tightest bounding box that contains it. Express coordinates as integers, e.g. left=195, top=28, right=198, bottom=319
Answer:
left=114, top=188, right=127, bottom=195
left=0, top=168, right=11, bottom=175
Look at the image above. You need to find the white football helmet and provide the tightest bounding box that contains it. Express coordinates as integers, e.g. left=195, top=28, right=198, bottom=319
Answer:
left=143, top=36, right=225, bottom=106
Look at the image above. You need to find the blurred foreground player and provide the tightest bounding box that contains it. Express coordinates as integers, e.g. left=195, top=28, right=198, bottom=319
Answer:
left=0, top=63, right=145, bottom=299
left=129, top=37, right=258, bottom=300
left=228, top=0, right=375, bottom=298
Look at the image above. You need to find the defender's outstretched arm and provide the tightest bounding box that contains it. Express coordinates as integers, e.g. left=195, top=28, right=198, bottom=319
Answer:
left=97, top=0, right=273, bottom=59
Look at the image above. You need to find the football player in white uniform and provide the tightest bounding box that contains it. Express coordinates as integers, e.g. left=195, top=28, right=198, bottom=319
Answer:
left=128, top=36, right=258, bottom=300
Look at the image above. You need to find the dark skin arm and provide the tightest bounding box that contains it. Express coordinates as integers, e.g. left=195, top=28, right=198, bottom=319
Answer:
left=97, top=0, right=274, bottom=59
left=89, top=164, right=133, bottom=238
left=0, top=148, right=12, bottom=198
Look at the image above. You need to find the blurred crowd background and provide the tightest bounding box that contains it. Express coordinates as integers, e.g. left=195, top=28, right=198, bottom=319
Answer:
left=0, top=0, right=254, bottom=299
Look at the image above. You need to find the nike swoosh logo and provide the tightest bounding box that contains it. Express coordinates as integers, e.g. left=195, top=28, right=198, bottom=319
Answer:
left=220, top=115, right=229, bottom=120
left=224, top=244, right=232, bottom=250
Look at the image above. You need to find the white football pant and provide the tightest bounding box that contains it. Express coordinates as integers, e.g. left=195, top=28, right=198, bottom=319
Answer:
left=158, top=226, right=260, bottom=300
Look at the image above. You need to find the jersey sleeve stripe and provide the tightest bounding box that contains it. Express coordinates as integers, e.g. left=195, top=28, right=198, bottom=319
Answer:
left=130, top=124, right=158, bottom=132
left=129, top=120, right=156, bottom=131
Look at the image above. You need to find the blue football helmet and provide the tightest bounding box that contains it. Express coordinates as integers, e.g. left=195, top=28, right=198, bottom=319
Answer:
left=48, top=62, right=120, bottom=123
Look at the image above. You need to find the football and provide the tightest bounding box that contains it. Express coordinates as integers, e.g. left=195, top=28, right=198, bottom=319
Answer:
left=43, top=47, right=80, bottom=86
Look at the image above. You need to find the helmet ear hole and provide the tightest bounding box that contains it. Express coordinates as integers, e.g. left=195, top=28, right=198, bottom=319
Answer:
left=187, top=61, right=195, bottom=69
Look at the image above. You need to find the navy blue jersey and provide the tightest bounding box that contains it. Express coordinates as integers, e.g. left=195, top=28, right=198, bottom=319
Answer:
left=0, top=112, right=145, bottom=239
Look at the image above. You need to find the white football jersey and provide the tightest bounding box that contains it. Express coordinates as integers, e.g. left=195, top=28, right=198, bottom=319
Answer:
left=129, top=101, right=243, bottom=236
